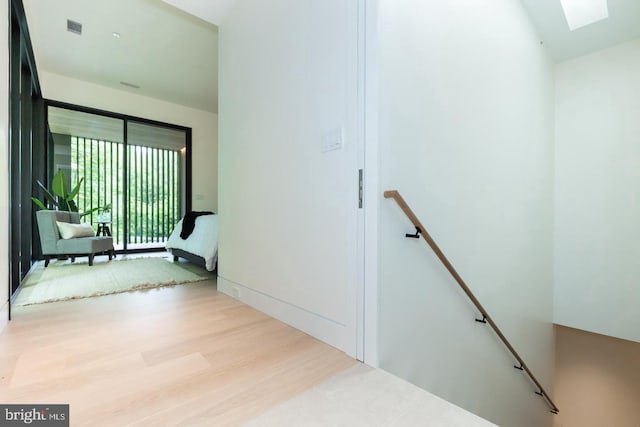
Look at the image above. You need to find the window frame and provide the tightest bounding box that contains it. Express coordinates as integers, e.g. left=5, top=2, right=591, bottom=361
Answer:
left=44, top=100, right=193, bottom=254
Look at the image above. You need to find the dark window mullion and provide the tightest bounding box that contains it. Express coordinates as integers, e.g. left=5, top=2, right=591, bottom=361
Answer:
left=103, top=140, right=107, bottom=219
left=109, top=141, right=114, bottom=244
left=145, top=147, right=149, bottom=244
left=152, top=148, right=156, bottom=243
left=134, top=146, right=138, bottom=245
left=154, top=148, right=158, bottom=242
left=174, top=151, right=177, bottom=225
left=89, top=139, right=94, bottom=218
left=162, top=149, right=166, bottom=238
left=149, top=148, right=152, bottom=243
left=170, top=150, right=174, bottom=234
left=96, top=139, right=101, bottom=220
left=83, top=137, right=87, bottom=213
left=146, top=147, right=149, bottom=243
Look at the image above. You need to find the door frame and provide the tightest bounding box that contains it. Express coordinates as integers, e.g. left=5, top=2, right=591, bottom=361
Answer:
left=357, top=0, right=380, bottom=366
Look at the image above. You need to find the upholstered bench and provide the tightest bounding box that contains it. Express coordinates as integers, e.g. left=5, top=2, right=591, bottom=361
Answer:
left=36, top=210, right=115, bottom=267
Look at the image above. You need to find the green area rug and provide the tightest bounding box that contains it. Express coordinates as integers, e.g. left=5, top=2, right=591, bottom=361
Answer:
left=14, top=257, right=213, bottom=306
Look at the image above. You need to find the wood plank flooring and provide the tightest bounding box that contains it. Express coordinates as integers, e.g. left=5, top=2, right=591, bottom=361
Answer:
left=0, top=279, right=356, bottom=426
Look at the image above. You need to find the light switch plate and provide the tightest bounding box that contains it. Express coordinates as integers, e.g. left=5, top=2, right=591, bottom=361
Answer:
left=321, top=128, right=344, bottom=153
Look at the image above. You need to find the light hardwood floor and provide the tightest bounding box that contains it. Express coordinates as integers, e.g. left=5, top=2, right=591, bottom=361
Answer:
left=0, top=279, right=356, bottom=426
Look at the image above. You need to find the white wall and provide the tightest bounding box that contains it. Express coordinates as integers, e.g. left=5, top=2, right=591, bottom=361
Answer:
left=554, top=38, right=640, bottom=343
left=40, top=72, right=218, bottom=212
left=377, top=1, right=555, bottom=426
left=218, top=0, right=361, bottom=355
left=0, top=0, right=9, bottom=331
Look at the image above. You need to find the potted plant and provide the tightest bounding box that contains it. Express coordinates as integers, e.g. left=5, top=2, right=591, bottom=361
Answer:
left=32, top=169, right=105, bottom=218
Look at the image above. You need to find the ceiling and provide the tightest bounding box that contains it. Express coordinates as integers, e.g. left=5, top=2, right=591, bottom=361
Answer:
left=520, top=0, right=640, bottom=62
left=160, top=0, right=236, bottom=26
left=23, top=0, right=219, bottom=113
left=21, top=0, right=640, bottom=112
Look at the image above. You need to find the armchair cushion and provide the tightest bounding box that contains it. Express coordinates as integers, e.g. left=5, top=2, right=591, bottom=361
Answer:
left=56, top=221, right=95, bottom=239
left=57, top=236, right=113, bottom=254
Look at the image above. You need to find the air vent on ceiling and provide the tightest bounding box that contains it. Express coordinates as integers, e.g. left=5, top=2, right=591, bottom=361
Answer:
left=67, top=19, right=82, bottom=35
left=120, top=81, right=141, bottom=89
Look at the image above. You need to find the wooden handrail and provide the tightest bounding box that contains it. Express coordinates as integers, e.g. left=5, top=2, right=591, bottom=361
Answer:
left=384, top=189, right=559, bottom=415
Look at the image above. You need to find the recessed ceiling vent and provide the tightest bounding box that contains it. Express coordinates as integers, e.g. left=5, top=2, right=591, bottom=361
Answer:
left=120, top=81, right=141, bottom=89
left=67, top=19, right=82, bottom=35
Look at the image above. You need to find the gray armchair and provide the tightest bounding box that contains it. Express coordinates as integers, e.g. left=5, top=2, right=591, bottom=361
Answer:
left=36, top=210, right=114, bottom=267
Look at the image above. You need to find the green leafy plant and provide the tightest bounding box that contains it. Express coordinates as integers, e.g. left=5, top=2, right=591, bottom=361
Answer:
left=31, top=169, right=104, bottom=218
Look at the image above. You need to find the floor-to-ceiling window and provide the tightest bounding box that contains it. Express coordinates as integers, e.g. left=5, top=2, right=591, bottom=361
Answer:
left=46, top=103, right=191, bottom=252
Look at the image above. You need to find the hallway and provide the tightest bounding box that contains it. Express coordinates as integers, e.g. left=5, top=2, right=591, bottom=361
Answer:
left=0, top=278, right=493, bottom=426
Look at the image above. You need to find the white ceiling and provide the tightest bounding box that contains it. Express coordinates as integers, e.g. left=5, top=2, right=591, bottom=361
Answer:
left=161, top=0, right=236, bottom=26
left=22, top=0, right=640, bottom=112
left=520, top=0, right=640, bottom=62
left=23, top=0, right=219, bottom=113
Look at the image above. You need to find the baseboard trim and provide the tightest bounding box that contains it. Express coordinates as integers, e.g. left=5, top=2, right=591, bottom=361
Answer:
left=218, top=276, right=355, bottom=357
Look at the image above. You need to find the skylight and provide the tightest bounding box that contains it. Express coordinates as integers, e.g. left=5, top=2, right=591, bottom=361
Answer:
left=560, top=0, right=609, bottom=31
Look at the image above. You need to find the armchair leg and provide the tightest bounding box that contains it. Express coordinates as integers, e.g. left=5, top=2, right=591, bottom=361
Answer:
left=174, top=255, right=179, bottom=262
left=44, top=256, right=50, bottom=268
left=108, top=251, right=113, bottom=261
left=89, top=254, right=95, bottom=266
left=70, top=256, right=75, bottom=263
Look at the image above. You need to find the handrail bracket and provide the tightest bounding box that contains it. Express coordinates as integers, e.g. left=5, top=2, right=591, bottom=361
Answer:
left=405, top=226, right=422, bottom=238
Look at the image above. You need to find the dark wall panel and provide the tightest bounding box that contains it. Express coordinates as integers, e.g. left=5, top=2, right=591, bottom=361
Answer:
left=9, top=0, right=44, bottom=299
